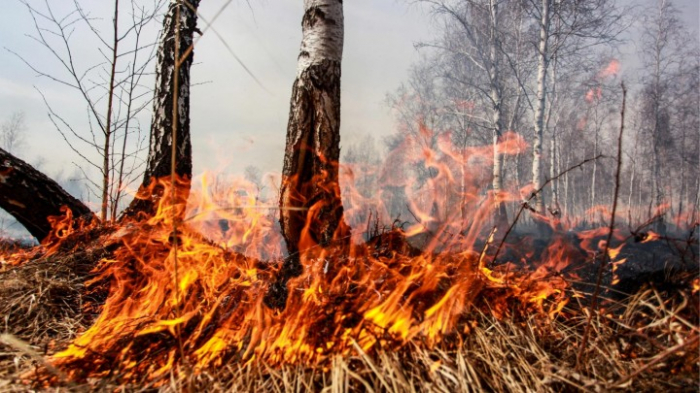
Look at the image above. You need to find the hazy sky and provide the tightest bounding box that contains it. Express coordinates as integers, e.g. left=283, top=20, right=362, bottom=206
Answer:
left=0, top=0, right=697, bottom=200
left=0, top=0, right=435, bottom=186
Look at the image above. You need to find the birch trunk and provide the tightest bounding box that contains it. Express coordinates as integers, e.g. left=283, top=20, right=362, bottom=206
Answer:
left=678, top=129, right=686, bottom=219
left=546, top=46, right=559, bottom=218
left=268, top=0, right=347, bottom=308
left=651, top=2, right=666, bottom=232
left=531, top=0, right=550, bottom=215
left=564, top=147, right=570, bottom=217
left=627, top=130, right=639, bottom=223
left=0, top=148, right=95, bottom=240
left=122, top=0, right=200, bottom=220
left=489, top=0, right=507, bottom=227
left=591, top=105, right=599, bottom=220
left=549, top=129, right=559, bottom=214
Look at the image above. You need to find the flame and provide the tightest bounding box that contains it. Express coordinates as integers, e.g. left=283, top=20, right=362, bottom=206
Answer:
left=584, top=59, right=620, bottom=104
left=0, top=122, right=687, bottom=383
left=598, top=59, right=620, bottom=79
left=641, top=231, right=661, bottom=243
left=585, top=87, right=603, bottom=103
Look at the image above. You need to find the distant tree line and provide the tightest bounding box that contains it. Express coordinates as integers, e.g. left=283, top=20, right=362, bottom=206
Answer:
left=342, top=0, right=699, bottom=236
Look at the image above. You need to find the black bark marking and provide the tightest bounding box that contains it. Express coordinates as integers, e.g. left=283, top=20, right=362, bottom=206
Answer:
left=122, top=0, right=201, bottom=220
left=269, top=59, right=350, bottom=309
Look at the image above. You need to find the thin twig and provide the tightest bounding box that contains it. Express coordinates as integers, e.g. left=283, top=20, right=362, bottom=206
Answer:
left=491, top=153, right=603, bottom=264
left=577, top=82, right=626, bottom=369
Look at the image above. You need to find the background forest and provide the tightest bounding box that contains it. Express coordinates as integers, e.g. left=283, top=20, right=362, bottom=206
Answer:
left=0, top=0, right=698, bottom=243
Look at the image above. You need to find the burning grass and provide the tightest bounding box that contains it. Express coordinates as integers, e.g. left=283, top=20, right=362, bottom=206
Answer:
left=0, top=203, right=698, bottom=392
left=0, top=142, right=698, bottom=390
left=0, top=256, right=697, bottom=392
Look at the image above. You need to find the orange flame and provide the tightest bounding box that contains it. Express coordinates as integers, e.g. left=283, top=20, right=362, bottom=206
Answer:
left=0, top=121, right=685, bottom=383
left=598, top=59, right=620, bottom=79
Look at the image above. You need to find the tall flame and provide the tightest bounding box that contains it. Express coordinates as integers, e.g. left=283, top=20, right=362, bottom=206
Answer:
left=0, top=125, right=668, bottom=383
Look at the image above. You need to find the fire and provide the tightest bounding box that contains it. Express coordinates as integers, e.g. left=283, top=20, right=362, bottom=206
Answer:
left=598, top=59, right=620, bottom=78
left=0, top=125, right=687, bottom=384
left=585, top=87, right=603, bottom=103
left=585, top=59, right=621, bottom=103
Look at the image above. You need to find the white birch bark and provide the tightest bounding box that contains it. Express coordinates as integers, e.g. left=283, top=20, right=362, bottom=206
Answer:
left=651, top=1, right=666, bottom=232
left=531, top=0, right=550, bottom=215
left=270, top=0, right=346, bottom=308
left=296, top=0, right=343, bottom=75
left=489, top=0, right=507, bottom=226
left=591, top=103, right=600, bottom=218
left=549, top=129, right=558, bottom=214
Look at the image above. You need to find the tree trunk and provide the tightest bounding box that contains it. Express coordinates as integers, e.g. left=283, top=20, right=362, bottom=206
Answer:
left=546, top=44, right=559, bottom=218
left=564, top=145, right=570, bottom=217
left=651, top=5, right=666, bottom=233
left=678, top=129, right=686, bottom=220
left=591, top=104, right=599, bottom=221
left=549, top=128, right=559, bottom=214
left=531, top=0, right=550, bottom=215
left=267, top=0, right=347, bottom=309
left=0, top=148, right=94, bottom=241
left=122, top=0, right=200, bottom=220
left=101, top=0, right=120, bottom=222
left=489, top=0, right=507, bottom=229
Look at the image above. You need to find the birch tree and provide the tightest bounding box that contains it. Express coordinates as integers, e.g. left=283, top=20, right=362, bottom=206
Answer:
left=270, top=0, right=347, bottom=307
left=420, top=0, right=519, bottom=226
left=531, top=0, right=550, bottom=214
left=123, top=0, right=201, bottom=220
left=636, top=0, right=697, bottom=231
left=526, top=0, right=624, bottom=214
left=0, top=112, right=27, bottom=155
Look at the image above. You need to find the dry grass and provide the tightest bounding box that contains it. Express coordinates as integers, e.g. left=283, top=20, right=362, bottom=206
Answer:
left=0, top=253, right=697, bottom=392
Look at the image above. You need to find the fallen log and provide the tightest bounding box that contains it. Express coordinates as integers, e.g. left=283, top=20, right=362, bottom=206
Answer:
left=0, top=148, right=94, bottom=241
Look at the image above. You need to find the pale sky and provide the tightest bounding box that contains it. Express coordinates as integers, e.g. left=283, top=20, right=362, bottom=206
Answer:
left=0, top=0, right=697, bottom=207
left=0, top=0, right=435, bottom=190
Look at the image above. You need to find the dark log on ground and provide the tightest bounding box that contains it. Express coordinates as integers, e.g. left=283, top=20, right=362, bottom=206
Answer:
left=122, top=0, right=200, bottom=220
left=269, top=0, right=349, bottom=309
left=0, top=148, right=94, bottom=241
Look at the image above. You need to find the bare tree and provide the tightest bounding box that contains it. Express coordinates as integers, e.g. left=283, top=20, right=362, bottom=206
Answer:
left=0, top=111, right=27, bottom=155
left=420, top=0, right=511, bottom=226
left=244, top=165, right=264, bottom=200
left=0, top=112, right=28, bottom=236
left=635, top=0, right=699, bottom=231
left=523, top=0, right=624, bottom=213
left=11, top=0, right=165, bottom=221
left=0, top=0, right=198, bottom=240
left=530, top=0, right=550, bottom=214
